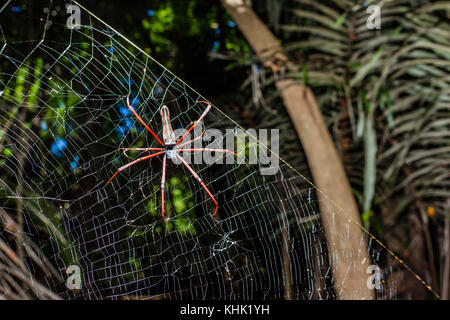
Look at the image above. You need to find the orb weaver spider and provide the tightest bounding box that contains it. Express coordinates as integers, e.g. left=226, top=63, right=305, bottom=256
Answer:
left=106, top=95, right=236, bottom=222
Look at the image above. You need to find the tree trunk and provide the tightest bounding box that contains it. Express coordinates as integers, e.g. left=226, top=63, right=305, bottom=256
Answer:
left=222, top=0, right=374, bottom=300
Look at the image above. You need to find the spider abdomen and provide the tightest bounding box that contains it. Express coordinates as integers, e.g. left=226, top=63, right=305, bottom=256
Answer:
left=165, top=149, right=178, bottom=159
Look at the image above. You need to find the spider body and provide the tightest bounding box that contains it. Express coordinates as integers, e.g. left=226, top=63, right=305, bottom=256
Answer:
left=164, top=143, right=177, bottom=159
left=106, top=95, right=236, bottom=222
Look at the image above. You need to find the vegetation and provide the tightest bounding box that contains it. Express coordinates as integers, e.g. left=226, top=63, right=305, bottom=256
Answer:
left=0, top=0, right=448, bottom=299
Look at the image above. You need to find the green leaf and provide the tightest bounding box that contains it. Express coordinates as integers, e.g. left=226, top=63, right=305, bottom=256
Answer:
left=350, top=44, right=385, bottom=87
left=361, top=210, right=374, bottom=224
left=3, top=148, right=13, bottom=157
left=334, top=13, right=347, bottom=28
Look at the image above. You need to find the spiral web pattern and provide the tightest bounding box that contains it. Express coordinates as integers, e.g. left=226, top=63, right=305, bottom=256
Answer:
left=0, top=0, right=397, bottom=300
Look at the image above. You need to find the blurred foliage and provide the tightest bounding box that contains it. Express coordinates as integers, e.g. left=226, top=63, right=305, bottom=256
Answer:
left=84, top=0, right=250, bottom=96
left=227, top=0, right=449, bottom=298
left=279, top=0, right=449, bottom=232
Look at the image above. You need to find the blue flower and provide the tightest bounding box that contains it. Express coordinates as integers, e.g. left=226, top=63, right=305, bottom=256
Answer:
left=116, top=126, right=126, bottom=140
left=124, top=118, right=134, bottom=130
left=228, top=20, right=236, bottom=28
left=119, top=105, right=132, bottom=117
left=11, top=6, right=21, bottom=13
left=40, top=121, right=48, bottom=131
left=215, top=28, right=221, bottom=35
left=211, top=41, right=220, bottom=52
left=147, top=10, right=155, bottom=17
left=71, top=155, right=80, bottom=171
left=51, top=138, right=67, bottom=158
left=130, top=96, right=140, bottom=107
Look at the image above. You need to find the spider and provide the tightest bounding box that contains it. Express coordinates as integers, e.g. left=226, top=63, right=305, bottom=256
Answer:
left=106, top=95, right=236, bottom=222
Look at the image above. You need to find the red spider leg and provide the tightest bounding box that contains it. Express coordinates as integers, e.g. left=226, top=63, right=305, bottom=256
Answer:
left=177, top=149, right=237, bottom=157
left=161, top=155, right=167, bottom=222
left=176, top=101, right=211, bottom=145
left=105, top=151, right=164, bottom=186
left=120, top=148, right=164, bottom=151
left=126, top=95, right=164, bottom=146
left=176, top=130, right=206, bottom=148
left=176, top=154, right=218, bottom=217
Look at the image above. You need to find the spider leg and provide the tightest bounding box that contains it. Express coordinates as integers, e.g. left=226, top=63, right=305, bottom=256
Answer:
left=176, top=101, right=211, bottom=145
left=105, top=151, right=164, bottom=186
left=176, top=130, right=206, bottom=148
left=177, top=148, right=237, bottom=157
left=161, top=155, right=167, bottom=222
left=176, top=154, right=218, bottom=217
left=120, top=147, right=164, bottom=151
left=126, top=94, right=164, bottom=146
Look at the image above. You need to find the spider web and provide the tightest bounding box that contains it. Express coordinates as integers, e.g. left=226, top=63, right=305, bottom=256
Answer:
left=0, top=0, right=422, bottom=300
